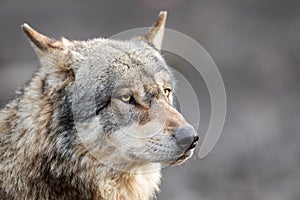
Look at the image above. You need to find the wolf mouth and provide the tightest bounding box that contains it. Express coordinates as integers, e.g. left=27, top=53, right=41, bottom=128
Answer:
left=169, top=151, right=193, bottom=166
left=187, top=135, right=199, bottom=150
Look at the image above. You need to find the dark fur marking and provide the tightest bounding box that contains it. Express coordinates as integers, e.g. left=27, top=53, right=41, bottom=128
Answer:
left=57, top=89, right=75, bottom=134
left=95, top=99, right=110, bottom=115
left=40, top=74, right=49, bottom=94
left=38, top=154, right=95, bottom=199
left=139, top=112, right=151, bottom=126
left=95, top=83, right=114, bottom=116
left=166, top=120, right=178, bottom=128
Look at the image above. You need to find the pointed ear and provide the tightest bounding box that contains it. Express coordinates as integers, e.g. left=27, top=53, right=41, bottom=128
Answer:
left=22, top=23, right=64, bottom=55
left=145, top=11, right=167, bottom=50
left=22, top=23, right=75, bottom=73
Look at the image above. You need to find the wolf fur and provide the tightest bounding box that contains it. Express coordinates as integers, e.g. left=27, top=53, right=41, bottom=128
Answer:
left=0, top=11, right=198, bottom=200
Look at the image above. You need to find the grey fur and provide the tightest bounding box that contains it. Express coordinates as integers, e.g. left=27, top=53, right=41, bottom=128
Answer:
left=0, top=11, right=198, bottom=200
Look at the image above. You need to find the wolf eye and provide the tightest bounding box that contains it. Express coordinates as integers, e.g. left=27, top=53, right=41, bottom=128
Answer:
left=120, top=95, right=136, bottom=104
left=121, top=95, right=131, bottom=102
left=164, top=88, right=172, bottom=98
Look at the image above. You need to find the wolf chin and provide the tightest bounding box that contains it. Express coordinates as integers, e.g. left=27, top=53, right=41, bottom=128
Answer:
left=0, top=11, right=199, bottom=200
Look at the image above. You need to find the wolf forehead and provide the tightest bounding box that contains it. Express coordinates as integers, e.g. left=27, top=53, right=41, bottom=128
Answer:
left=70, top=39, right=173, bottom=84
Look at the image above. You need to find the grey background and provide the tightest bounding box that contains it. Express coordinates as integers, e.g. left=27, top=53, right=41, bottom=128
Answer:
left=1, top=0, right=300, bottom=200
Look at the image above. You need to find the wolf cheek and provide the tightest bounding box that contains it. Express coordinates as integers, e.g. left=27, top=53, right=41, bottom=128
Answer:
left=104, top=93, right=199, bottom=165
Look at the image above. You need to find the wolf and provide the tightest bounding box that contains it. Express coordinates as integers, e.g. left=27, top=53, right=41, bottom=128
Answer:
left=0, top=11, right=199, bottom=200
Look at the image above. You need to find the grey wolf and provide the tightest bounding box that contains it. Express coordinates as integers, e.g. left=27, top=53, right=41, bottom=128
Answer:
left=0, top=11, right=199, bottom=199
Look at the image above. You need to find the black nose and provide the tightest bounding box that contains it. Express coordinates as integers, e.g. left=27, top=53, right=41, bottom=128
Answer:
left=174, top=127, right=199, bottom=151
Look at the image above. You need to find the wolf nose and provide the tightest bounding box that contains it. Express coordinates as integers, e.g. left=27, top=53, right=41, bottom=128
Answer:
left=174, top=127, right=199, bottom=151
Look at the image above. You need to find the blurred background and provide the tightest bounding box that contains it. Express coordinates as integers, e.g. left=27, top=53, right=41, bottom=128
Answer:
left=1, top=0, right=300, bottom=199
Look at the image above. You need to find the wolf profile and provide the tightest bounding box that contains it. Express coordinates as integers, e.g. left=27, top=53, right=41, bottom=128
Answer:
left=0, top=11, right=199, bottom=199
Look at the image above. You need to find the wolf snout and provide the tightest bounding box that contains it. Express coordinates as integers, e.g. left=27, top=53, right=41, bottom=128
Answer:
left=174, top=127, right=199, bottom=151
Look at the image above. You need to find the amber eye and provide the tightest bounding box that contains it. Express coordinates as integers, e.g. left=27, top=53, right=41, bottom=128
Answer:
left=164, top=88, right=172, bottom=98
left=121, top=95, right=131, bottom=102
left=120, top=94, right=136, bottom=104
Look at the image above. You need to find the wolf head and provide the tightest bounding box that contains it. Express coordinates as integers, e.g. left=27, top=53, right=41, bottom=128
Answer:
left=22, top=11, right=199, bottom=171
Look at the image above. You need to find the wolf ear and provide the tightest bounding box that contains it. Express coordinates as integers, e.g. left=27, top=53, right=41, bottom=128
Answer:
left=145, top=11, right=167, bottom=50
left=22, top=23, right=70, bottom=55
left=22, top=23, right=75, bottom=72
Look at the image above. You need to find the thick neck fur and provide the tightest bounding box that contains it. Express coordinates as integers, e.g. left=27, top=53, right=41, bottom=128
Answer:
left=0, top=67, right=161, bottom=200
